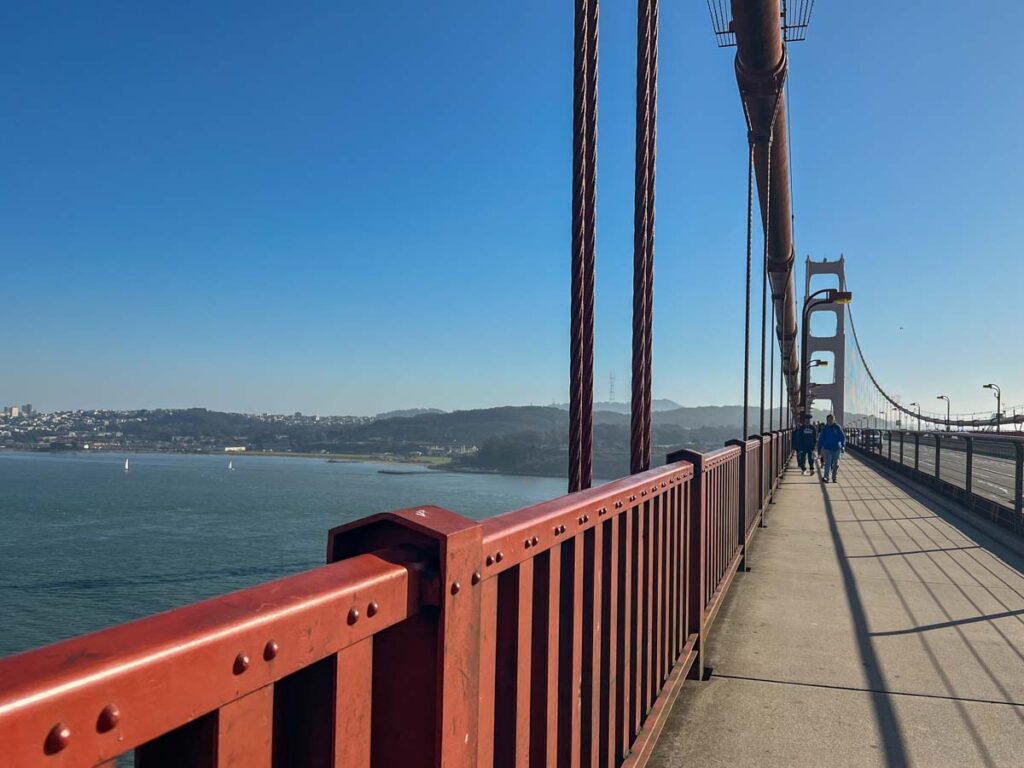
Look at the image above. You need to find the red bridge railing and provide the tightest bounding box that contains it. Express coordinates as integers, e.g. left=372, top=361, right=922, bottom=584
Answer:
left=0, top=432, right=792, bottom=767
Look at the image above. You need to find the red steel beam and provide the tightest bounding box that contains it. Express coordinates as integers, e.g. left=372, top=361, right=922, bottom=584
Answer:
left=0, top=554, right=418, bottom=767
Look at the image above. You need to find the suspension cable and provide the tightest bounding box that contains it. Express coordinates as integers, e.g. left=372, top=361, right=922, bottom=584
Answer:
left=769, top=294, right=775, bottom=432
left=569, top=0, right=598, bottom=492
left=631, top=0, right=657, bottom=474
left=758, top=132, right=774, bottom=437
left=740, top=142, right=754, bottom=442
left=847, top=306, right=1023, bottom=430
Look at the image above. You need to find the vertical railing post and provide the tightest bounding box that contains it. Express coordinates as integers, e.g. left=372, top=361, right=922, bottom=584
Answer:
left=914, top=433, right=920, bottom=471
left=750, top=434, right=765, bottom=516
left=668, top=448, right=706, bottom=680
left=887, top=430, right=893, bottom=461
left=1014, top=442, right=1023, bottom=533
left=899, top=432, right=904, bottom=465
left=725, top=439, right=748, bottom=569
left=934, top=434, right=942, bottom=482
left=327, top=506, right=483, bottom=767
left=965, top=436, right=973, bottom=496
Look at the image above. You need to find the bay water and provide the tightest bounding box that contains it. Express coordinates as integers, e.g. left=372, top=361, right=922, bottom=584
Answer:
left=0, top=451, right=567, bottom=658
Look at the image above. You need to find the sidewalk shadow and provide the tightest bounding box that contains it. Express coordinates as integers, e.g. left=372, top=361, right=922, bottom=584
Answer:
left=819, top=480, right=910, bottom=767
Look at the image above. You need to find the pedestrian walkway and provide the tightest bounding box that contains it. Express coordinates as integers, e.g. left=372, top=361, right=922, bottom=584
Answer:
left=650, top=454, right=1024, bottom=767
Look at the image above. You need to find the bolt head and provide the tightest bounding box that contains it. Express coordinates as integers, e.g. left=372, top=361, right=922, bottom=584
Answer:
left=347, top=608, right=360, bottom=625
left=367, top=601, right=379, bottom=617
left=531, top=536, right=539, bottom=546
left=496, top=551, right=504, bottom=562
left=44, top=723, right=71, bottom=754
left=486, top=555, right=494, bottom=566
left=96, top=704, right=120, bottom=733
left=233, top=653, right=250, bottom=674
left=263, top=640, right=279, bottom=660
left=451, top=581, right=461, bottom=595
left=471, top=571, right=482, bottom=585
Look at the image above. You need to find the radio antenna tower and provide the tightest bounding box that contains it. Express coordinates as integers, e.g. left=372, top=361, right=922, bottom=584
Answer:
left=609, top=372, right=616, bottom=403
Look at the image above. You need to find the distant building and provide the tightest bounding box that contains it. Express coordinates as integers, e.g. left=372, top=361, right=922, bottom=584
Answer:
left=21, top=404, right=32, bottom=417
left=224, top=446, right=247, bottom=453
left=7, top=406, right=21, bottom=418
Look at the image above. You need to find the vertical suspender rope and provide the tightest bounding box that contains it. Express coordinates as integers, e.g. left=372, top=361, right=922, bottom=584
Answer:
left=582, top=0, right=598, bottom=489
left=774, top=325, right=782, bottom=430
left=768, top=298, right=775, bottom=433
left=644, top=0, right=657, bottom=467
left=757, top=134, right=774, bottom=437
left=631, top=0, right=657, bottom=475
left=569, top=0, right=598, bottom=493
left=740, top=143, right=754, bottom=442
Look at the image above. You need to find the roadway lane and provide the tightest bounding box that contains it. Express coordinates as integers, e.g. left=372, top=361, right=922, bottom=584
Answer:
left=865, top=439, right=1017, bottom=509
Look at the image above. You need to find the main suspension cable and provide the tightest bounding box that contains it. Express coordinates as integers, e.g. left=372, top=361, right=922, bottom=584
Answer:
left=847, top=306, right=1022, bottom=429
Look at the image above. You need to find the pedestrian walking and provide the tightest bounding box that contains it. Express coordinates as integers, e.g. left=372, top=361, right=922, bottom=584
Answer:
left=817, top=414, right=846, bottom=483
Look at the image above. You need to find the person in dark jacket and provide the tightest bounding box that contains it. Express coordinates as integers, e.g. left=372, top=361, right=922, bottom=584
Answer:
left=792, top=415, right=818, bottom=475
left=817, top=414, right=846, bottom=483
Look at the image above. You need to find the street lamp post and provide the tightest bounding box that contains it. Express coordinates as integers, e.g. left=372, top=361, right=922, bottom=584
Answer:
left=909, top=402, right=922, bottom=432
left=983, top=383, right=1001, bottom=432
left=800, top=289, right=852, bottom=417
left=937, top=395, right=950, bottom=431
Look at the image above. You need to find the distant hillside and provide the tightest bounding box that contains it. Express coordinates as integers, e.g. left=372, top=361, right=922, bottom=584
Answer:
left=556, top=399, right=682, bottom=415
left=375, top=408, right=446, bottom=420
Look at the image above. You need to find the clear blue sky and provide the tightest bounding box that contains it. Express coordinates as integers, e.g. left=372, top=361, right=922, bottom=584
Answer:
left=2, top=1, right=1021, bottom=416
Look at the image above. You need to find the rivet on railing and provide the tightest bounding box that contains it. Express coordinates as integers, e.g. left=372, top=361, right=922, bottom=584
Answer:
left=451, top=581, right=461, bottom=595
left=471, top=571, right=482, bottom=585
left=641, top=490, right=647, bottom=497
left=531, top=536, right=539, bottom=546
left=486, top=555, right=494, bottom=566
left=496, top=551, right=504, bottom=562
left=44, top=723, right=71, bottom=755
left=524, top=538, right=532, bottom=548
left=233, top=653, right=250, bottom=674
left=347, top=608, right=360, bottom=625
left=263, top=640, right=279, bottom=660
left=96, top=704, right=120, bottom=733
left=367, top=602, right=379, bottom=617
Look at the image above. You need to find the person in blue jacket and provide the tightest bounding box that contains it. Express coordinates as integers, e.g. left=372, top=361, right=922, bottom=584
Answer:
left=817, top=414, right=846, bottom=483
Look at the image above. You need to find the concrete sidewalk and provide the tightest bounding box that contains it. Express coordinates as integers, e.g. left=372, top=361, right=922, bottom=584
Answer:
left=650, top=454, right=1024, bottom=767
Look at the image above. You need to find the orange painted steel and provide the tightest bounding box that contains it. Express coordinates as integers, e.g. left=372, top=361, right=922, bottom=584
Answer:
left=0, top=442, right=792, bottom=767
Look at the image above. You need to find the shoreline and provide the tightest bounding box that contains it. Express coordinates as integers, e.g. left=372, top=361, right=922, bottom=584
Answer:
left=0, top=447, right=449, bottom=470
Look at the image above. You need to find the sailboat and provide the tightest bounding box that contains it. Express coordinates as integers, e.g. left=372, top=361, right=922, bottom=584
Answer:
left=228, top=460, right=234, bottom=471
left=124, top=458, right=130, bottom=473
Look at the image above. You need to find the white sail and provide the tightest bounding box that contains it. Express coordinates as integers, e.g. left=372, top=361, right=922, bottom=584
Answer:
left=228, top=461, right=234, bottom=470
left=124, top=458, right=129, bottom=472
